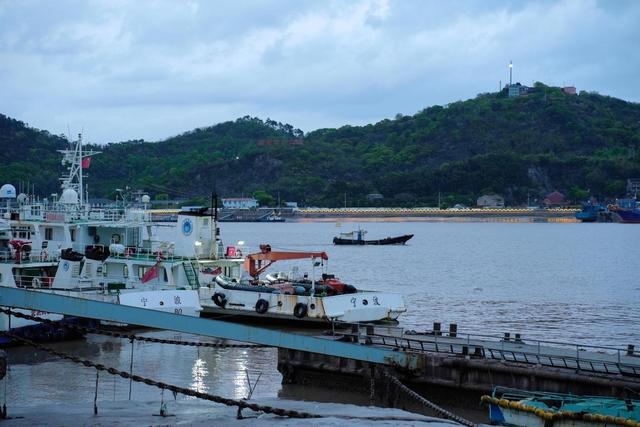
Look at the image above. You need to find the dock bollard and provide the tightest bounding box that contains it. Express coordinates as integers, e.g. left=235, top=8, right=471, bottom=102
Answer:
left=461, top=345, right=469, bottom=356
left=628, top=344, right=635, bottom=356
left=449, top=323, right=457, bottom=338
left=515, top=333, right=522, bottom=343
left=504, top=332, right=511, bottom=341
left=433, top=322, right=442, bottom=336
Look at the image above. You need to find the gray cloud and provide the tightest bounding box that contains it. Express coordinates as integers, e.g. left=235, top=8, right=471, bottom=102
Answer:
left=1, top=0, right=638, bottom=143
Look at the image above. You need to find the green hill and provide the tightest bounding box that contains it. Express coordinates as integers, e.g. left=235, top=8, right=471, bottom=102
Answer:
left=2, top=83, right=639, bottom=207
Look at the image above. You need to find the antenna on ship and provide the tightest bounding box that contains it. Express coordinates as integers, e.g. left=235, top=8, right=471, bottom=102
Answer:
left=57, top=132, right=101, bottom=209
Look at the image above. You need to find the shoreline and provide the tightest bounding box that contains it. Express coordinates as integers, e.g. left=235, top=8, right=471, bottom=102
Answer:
left=290, top=208, right=579, bottom=222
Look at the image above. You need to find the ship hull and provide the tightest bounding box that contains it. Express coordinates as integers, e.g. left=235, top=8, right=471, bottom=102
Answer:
left=333, top=234, right=413, bottom=245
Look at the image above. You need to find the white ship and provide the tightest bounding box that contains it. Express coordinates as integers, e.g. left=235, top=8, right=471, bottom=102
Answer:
left=0, top=134, right=201, bottom=342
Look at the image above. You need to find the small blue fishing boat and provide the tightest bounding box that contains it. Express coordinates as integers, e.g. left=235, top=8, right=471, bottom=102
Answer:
left=575, top=203, right=607, bottom=222
left=482, top=387, right=640, bottom=427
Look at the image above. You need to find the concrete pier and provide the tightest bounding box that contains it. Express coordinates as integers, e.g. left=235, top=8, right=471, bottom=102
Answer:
left=277, top=327, right=640, bottom=405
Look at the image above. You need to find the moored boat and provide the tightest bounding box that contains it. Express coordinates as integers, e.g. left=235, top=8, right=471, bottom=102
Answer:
left=575, top=203, right=609, bottom=222
left=609, top=199, right=640, bottom=224
left=482, top=387, right=640, bottom=427
left=199, top=244, right=407, bottom=324
left=333, top=228, right=413, bottom=245
left=0, top=134, right=203, bottom=342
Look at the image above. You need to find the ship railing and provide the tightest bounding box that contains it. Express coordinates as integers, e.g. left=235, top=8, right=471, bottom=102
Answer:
left=87, top=208, right=127, bottom=222
left=12, top=273, right=56, bottom=289
left=336, top=324, right=640, bottom=377
left=0, top=250, right=60, bottom=264
left=109, top=247, right=190, bottom=263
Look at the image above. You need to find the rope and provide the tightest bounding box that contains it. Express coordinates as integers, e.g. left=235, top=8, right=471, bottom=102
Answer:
left=1, top=332, right=450, bottom=423
left=2, top=332, right=320, bottom=418
left=0, top=308, right=269, bottom=349
left=381, top=369, right=477, bottom=427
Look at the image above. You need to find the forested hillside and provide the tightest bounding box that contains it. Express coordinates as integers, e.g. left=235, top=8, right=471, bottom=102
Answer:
left=2, top=83, right=639, bottom=207
left=0, top=114, right=67, bottom=196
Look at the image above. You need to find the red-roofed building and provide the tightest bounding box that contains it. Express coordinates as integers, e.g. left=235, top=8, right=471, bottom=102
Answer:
left=543, top=191, right=568, bottom=207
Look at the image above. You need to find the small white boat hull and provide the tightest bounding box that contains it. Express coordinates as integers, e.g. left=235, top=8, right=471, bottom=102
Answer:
left=199, top=285, right=406, bottom=323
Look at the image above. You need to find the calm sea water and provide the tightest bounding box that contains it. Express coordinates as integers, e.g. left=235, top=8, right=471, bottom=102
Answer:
left=4, top=220, right=640, bottom=410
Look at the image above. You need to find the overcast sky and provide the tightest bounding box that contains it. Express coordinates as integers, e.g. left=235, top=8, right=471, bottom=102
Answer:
left=1, top=0, right=639, bottom=144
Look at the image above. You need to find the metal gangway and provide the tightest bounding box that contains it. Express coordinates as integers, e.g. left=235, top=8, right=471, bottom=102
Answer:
left=2, top=286, right=640, bottom=378
left=0, top=287, right=418, bottom=368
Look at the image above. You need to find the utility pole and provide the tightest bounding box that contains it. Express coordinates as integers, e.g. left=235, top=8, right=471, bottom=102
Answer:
left=509, top=60, right=513, bottom=86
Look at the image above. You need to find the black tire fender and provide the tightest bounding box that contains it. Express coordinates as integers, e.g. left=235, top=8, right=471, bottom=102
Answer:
left=212, top=292, right=227, bottom=308
left=293, top=302, right=308, bottom=318
left=255, top=298, right=269, bottom=314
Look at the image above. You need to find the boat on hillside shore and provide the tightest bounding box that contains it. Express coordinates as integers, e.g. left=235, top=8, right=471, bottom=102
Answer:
left=482, top=387, right=640, bottom=427
left=575, top=203, right=611, bottom=222
left=333, top=228, right=413, bottom=245
left=609, top=198, right=640, bottom=223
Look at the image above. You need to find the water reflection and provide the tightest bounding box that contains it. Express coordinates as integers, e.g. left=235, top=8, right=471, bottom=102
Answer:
left=231, top=350, right=249, bottom=399
left=190, top=358, right=208, bottom=394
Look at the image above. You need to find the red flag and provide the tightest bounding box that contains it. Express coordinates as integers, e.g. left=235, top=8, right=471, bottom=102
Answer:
left=81, top=157, right=91, bottom=169
left=141, top=264, right=159, bottom=283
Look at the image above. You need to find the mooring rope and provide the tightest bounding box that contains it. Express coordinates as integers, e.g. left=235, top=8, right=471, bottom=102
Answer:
left=1, top=332, right=456, bottom=423
left=381, top=369, right=477, bottom=427
left=0, top=308, right=268, bottom=349
left=1, top=309, right=464, bottom=424
left=2, top=332, right=320, bottom=418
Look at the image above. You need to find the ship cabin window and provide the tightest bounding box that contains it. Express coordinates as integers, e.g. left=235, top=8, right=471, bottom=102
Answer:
left=164, top=268, right=168, bottom=282
left=137, top=266, right=147, bottom=279
left=123, top=265, right=128, bottom=278
left=0, top=273, right=2, bottom=282
left=45, top=227, right=53, bottom=240
left=31, top=206, right=41, bottom=217
left=70, top=229, right=76, bottom=242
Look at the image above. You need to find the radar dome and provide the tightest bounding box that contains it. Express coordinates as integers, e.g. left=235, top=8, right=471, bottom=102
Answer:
left=141, top=195, right=151, bottom=204
left=60, top=188, right=79, bottom=204
left=16, top=193, right=28, bottom=205
left=0, top=184, right=16, bottom=199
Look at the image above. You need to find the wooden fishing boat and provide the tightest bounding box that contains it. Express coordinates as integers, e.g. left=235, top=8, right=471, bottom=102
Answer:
left=333, top=228, right=413, bottom=245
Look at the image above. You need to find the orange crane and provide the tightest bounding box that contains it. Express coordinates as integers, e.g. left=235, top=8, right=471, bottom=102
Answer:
left=243, top=244, right=328, bottom=278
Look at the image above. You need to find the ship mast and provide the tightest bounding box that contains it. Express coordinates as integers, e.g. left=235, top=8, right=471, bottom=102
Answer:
left=58, top=133, right=101, bottom=207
